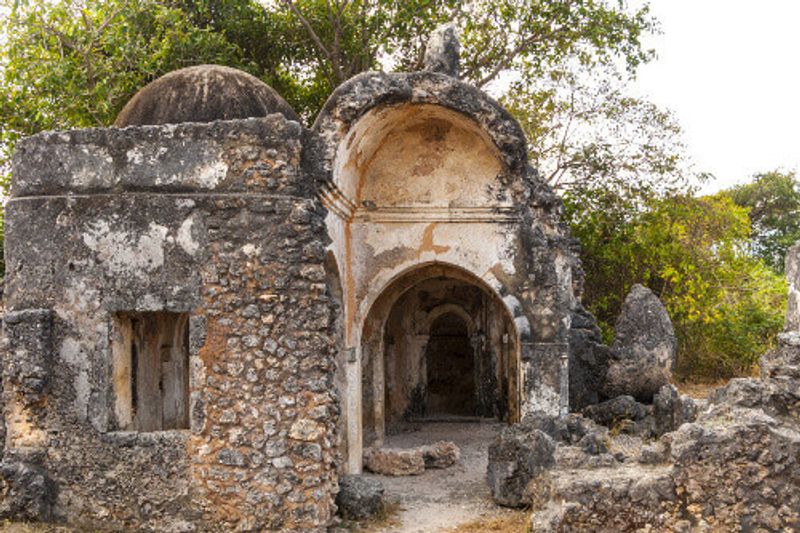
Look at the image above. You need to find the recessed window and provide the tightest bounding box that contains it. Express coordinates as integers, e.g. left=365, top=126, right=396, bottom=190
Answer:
left=112, top=312, right=189, bottom=431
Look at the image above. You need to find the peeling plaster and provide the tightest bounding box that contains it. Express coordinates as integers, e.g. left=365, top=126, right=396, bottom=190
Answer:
left=82, top=220, right=169, bottom=275
left=177, top=216, right=200, bottom=256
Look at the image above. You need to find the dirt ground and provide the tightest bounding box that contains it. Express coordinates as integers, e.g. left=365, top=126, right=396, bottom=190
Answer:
left=359, top=421, right=525, bottom=533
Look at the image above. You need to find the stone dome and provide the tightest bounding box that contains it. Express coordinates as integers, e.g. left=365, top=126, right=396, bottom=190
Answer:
left=114, top=65, right=299, bottom=127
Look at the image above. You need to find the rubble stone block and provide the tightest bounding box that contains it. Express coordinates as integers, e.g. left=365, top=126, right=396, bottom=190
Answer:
left=487, top=426, right=555, bottom=508
left=363, top=448, right=425, bottom=476
left=336, top=475, right=385, bottom=520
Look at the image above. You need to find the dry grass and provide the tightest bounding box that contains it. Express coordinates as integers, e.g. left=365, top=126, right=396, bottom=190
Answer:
left=446, top=510, right=529, bottom=533
left=674, top=379, right=728, bottom=399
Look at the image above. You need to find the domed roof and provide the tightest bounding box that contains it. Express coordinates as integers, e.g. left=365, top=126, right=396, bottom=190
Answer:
left=114, top=65, right=299, bottom=127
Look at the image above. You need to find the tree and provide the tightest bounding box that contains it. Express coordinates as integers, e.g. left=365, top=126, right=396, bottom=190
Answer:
left=724, top=170, right=800, bottom=273
left=503, top=64, right=690, bottom=195
left=1, top=0, right=659, bottom=153
left=565, top=186, right=786, bottom=379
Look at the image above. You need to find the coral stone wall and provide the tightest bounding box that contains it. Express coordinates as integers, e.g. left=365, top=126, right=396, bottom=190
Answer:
left=3, top=117, right=338, bottom=530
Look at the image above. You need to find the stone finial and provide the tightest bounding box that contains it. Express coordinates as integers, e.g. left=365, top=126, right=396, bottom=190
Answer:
left=785, top=241, right=800, bottom=332
left=423, top=24, right=460, bottom=78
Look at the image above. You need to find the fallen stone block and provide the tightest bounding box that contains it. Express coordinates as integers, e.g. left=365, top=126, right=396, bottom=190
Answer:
left=336, top=475, right=385, bottom=520
left=363, top=448, right=425, bottom=476
left=419, top=441, right=460, bottom=469
left=487, top=426, right=555, bottom=508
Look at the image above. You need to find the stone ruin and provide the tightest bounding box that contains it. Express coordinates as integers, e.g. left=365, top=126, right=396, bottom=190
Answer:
left=1, top=27, right=796, bottom=531
left=0, top=30, right=586, bottom=530
left=487, top=254, right=800, bottom=531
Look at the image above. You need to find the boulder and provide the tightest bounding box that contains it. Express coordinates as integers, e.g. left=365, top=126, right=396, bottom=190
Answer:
left=363, top=448, right=425, bottom=476
left=419, top=441, right=460, bottom=469
left=530, top=464, right=679, bottom=532
left=668, top=406, right=800, bottom=531
left=336, top=475, right=385, bottom=520
left=653, top=384, right=698, bottom=437
left=521, top=412, right=607, bottom=445
left=568, top=305, right=611, bottom=410
left=604, top=284, right=676, bottom=402
left=583, top=395, right=649, bottom=428
left=487, top=426, right=555, bottom=508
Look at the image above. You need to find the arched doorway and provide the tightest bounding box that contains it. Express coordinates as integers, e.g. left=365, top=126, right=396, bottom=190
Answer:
left=360, top=264, right=520, bottom=447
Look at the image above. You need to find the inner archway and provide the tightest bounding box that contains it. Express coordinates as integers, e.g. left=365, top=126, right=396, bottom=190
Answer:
left=425, top=312, right=475, bottom=416
left=360, top=263, right=520, bottom=447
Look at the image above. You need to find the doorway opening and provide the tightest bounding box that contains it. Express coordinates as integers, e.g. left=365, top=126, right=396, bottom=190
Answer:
left=425, top=312, right=475, bottom=416
left=360, top=264, right=520, bottom=447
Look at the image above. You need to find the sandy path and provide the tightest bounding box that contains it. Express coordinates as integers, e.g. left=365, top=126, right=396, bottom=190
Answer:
left=363, top=421, right=515, bottom=533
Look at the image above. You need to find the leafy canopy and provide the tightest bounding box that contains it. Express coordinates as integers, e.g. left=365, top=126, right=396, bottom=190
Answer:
left=723, top=170, right=800, bottom=273
left=1, top=0, right=658, bottom=173
left=565, top=186, right=787, bottom=379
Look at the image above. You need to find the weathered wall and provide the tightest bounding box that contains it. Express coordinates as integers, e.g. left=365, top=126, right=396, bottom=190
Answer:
left=2, top=117, right=338, bottom=530
left=314, top=71, right=578, bottom=472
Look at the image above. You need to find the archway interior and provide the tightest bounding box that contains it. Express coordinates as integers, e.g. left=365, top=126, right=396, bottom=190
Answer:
left=361, top=266, right=519, bottom=446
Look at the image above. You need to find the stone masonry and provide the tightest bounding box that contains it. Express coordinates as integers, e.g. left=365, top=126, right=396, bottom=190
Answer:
left=1, top=30, right=586, bottom=530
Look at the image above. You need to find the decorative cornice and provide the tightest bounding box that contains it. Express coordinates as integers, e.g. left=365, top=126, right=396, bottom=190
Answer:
left=354, top=205, right=520, bottom=223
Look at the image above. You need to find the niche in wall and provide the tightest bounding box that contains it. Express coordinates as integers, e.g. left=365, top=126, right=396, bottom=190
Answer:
left=111, top=312, right=190, bottom=431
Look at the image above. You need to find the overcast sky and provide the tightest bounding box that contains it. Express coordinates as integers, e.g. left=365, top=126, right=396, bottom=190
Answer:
left=629, top=0, right=800, bottom=192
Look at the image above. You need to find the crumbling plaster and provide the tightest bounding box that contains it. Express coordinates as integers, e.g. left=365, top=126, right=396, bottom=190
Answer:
left=315, top=72, right=576, bottom=474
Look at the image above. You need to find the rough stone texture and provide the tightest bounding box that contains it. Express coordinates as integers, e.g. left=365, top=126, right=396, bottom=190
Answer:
left=604, top=284, right=676, bottom=402
left=0, top=451, right=56, bottom=522
left=530, top=465, right=679, bottom=532
left=335, top=475, right=385, bottom=520
left=582, top=395, right=649, bottom=428
left=423, top=24, right=460, bottom=77
left=5, top=35, right=589, bottom=528
left=653, top=384, right=697, bottom=437
left=4, top=117, right=338, bottom=530
left=312, top=62, right=579, bottom=468
left=528, top=325, right=800, bottom=530
left=363, top=448, right=425, bottom=476
left=487, top=425, right=555, bottom=508
left=419, top=441, right=460, bottom=469
left=567, top=305, right=610, bottom=410
left=114, top=64, right=300, bottom=126
left=521, top=412, right=607, bottom=447
left=784, top=240, right=800, bottom=331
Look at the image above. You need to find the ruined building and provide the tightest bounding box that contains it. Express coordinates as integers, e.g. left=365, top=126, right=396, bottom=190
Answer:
left=1, top=30, right=583, bottom=530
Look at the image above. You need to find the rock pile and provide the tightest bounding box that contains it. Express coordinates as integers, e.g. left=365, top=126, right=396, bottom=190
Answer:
left=487, top=338, right=800, bottom=531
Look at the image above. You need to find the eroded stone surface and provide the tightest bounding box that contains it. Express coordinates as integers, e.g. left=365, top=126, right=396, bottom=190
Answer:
left=487, top=425, right=555, bottom=508
left=336, top=475, right=385, bottom=520
left=653, top=384, right=697, bottom=437
left=423, top=24, right=460, bottom=77
left=363, top=448, right=425, bottom=476
left=419, top=441, right=460, bottom=469
left=527, top=336, right=800, bottom=531
left=604, top=284, right=676, bottom=402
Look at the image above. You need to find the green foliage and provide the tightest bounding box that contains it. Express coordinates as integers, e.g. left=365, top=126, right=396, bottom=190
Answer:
left=566, top=187, right=787, bottom=379
left=723, top=170, right=800, bottom=273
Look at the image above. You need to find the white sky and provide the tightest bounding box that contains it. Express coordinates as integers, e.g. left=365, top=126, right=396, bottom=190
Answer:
left=630, top=0, right=800, bottom=192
